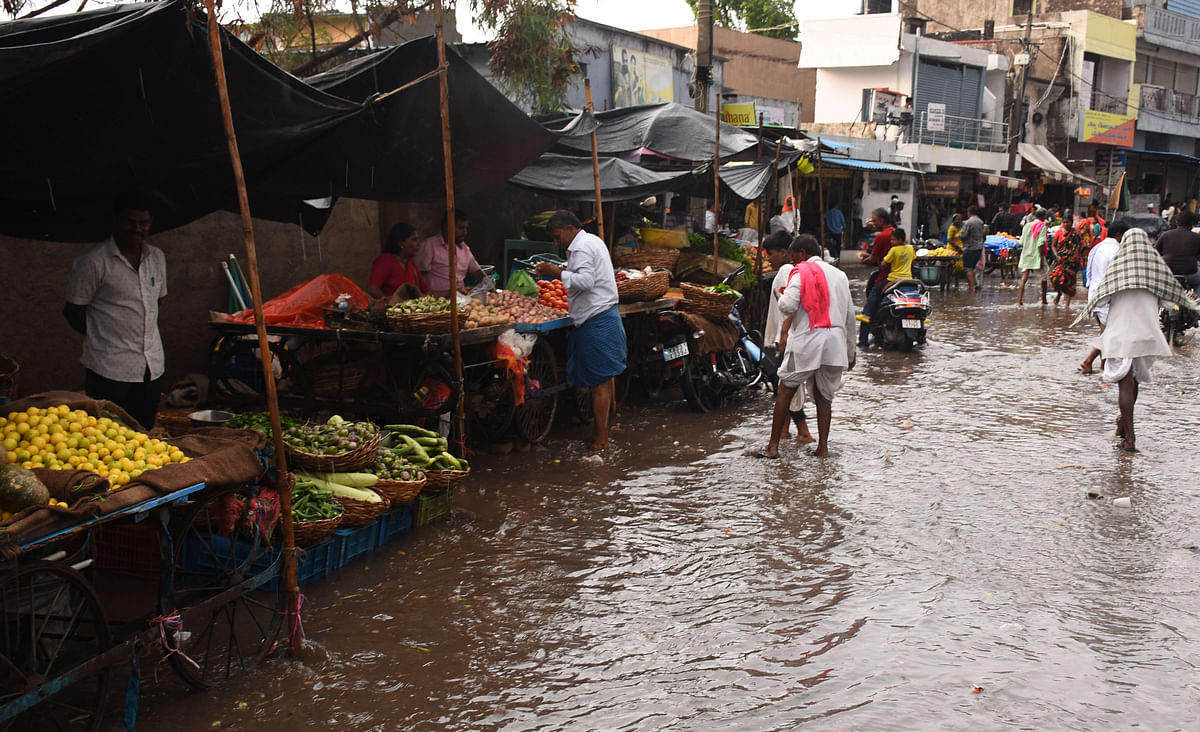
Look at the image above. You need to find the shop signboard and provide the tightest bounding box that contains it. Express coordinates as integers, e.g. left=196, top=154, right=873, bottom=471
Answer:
left=611, top=46, right=674, bottom=107
left=922, top=174, right=961, bottom=197
left=1081, top=110, right=1135, bottom=148
left=721, top=103, right=757, bottom=126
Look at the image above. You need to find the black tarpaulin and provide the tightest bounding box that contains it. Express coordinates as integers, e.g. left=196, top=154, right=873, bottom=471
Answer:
left=547, top=102, right=760, bottom=162
left=257, top=37, right=557, bottom=203
left=0, top=1, right=360, bottom=241
left=0, top=5, right=557, bottom=241
left=508, top=153, right=694, bottom=201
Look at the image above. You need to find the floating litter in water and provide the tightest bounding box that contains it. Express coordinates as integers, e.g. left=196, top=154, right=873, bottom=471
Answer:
left=1112, top=497, right=1131, bottom=508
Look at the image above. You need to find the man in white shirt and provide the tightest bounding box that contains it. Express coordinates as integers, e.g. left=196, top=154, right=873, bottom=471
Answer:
left=1079, top=221, right=1128, bottom=374
left=63, top=192, right=167, bottom=429
left=415, top=208, right=485, bottom=294
left=535, top=210, right=625, bottom=450
left=760, top=232, right=814, bottom=444
left=758, top=234, right=856, bottom=459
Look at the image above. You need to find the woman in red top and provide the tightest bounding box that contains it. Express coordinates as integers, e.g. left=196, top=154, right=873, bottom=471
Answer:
left=367, top=223, right=428, bottom=300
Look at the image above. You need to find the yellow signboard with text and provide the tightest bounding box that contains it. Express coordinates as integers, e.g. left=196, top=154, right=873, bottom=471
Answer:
left=1082, top=110, right=1135, bottom=148
left=721, top=103, right=757, bottom=127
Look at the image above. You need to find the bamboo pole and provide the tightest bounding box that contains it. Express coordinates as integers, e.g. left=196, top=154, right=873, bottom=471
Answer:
left=434, top=0, right=466, bottom=455
left=201, top=0, right=300, bottom=650
left=712, top=106, right=720, bottom=275
left=816, top=138, right=826, bottom=251
left=585, top=79, right=606, bottom=251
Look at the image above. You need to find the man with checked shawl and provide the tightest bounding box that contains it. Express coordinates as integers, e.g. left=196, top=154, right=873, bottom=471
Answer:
left=1073, top=228, right=1200, bottom=451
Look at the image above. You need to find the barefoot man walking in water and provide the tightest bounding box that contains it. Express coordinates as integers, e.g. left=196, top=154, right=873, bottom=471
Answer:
left=537, top=210, right=625, bottom=450
left=1073, top=227, right=1199, bottom=452
left=759, top=235, right=856, bottom=458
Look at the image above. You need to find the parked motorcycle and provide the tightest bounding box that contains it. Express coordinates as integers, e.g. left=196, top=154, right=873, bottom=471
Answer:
left=647, top=266, right=772, bottom=413
left=1160, top=275, right=1199, bottom=346
left=868, top=278, right=931, bottom=351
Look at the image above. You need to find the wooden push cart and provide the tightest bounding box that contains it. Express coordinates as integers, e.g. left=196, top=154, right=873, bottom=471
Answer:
left=0, top=478, right=286, bottom=730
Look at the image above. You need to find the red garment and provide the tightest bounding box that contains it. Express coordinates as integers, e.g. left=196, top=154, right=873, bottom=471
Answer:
left=792, top=260, right=831, bottom=329
left=369, top=254, right=428, bottom=297
left=868, top=226, right=895, bottom=284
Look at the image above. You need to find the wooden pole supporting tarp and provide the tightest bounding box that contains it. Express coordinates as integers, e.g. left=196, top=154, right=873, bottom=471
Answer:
left=816, top=139, right=826, bottom=250
left=201, top=0, right=301, bottom=650
left=435, top=0, right=467, bottom=454
left=585, top=78, right=607, bottom=252
left=712, top=106, right=720, bottom=275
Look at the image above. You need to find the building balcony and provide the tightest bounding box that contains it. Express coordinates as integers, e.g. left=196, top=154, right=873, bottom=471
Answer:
left=1137, top=84, right=1200, bottom=137
left=910, top=111, right=1007, bottom=153
left=898, top=112, right=1009, bottom=172
left=1087, top=93, right=1130, bottom=116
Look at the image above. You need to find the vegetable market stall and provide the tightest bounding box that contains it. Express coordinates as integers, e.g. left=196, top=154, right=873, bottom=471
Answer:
left=207, top=319, right=518, bottom=441
left=0, top=392, right=274, bottom=728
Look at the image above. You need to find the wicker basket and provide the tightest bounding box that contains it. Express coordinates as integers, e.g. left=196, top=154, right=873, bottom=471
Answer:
left=284, top=430, right=381, bottom=473
left=425, top=468, right=469, bottom=491
left=386, top=311, right=466, bottom=334
left=678, top=282, right=739, bottom=318
left=334, top=495, right=388, bottom=527
left=616, top=271, right=671, bottom=303
left=155, top=409, right=194, bottom=437
left=293, top=515, right=342, bottom=546
left=617, top=248, right=680, bottom=273
left=0, top=353, right=18, bottom=400
left=374, top=477, right=426, bottom=505
left=308, top=356, right=374, bottom=399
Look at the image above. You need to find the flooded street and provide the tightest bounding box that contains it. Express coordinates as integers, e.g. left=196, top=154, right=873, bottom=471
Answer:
left=139, top=266, right=1200, bottom=730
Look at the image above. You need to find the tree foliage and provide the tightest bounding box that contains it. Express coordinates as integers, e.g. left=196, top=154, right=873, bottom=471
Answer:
left=471, top=0, right=583, bottom=114
left=685, top=0, right=797, bottom=39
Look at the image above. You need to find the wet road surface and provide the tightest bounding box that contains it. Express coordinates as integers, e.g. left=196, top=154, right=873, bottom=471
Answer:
left=137, top=267, right=1200, bottom=730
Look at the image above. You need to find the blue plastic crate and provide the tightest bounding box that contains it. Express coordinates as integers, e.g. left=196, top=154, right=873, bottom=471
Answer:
left=293, top=537, right=337, bottom=588
left=378, top=504, right=414, bottom=545
left=334, top=521, right=380, bottom=567
left=415, top=489, right=454, bottom=527
left=181, top=533, right=335, bottom=591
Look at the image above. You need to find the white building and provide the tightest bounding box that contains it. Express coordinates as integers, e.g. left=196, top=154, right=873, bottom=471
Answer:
left=800, top=12, right=1011, bottom=175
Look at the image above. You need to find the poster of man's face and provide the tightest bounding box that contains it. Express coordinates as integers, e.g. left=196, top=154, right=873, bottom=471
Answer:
left=611, top=45, right=674, bottom=108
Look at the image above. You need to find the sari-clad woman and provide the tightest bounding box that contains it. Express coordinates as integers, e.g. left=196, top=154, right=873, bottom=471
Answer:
left=1049, top=217, right=1094, bottom=307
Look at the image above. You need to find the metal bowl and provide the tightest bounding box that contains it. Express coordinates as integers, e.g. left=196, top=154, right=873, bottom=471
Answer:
left=188, top=409, right=235, bottom=428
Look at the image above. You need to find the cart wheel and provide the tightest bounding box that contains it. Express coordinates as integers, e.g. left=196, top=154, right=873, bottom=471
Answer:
left=0, top=561, right=112, bottom=731
left=465, top=368, right=517, bottom=444
left=513, top=338, right=559, bottom=444
left=613, top=368, right=632, bottom=408
left=165, top=486, right=282, bottom=691
left=680, top=354, right=725, bottom=413
left=637, top=357, right=667, bottom=398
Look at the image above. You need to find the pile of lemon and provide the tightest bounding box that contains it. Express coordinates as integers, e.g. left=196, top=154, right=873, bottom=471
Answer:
left=1, top=405, right=189, bottom=488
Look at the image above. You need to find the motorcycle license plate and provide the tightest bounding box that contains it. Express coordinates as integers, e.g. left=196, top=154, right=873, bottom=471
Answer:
left=662, top=342, right=689, bottom=361
left=901, top=319, right=922, bottom=329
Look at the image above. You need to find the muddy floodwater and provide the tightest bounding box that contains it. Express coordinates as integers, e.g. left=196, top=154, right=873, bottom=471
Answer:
left=137, top=268, right=1200, bottom=730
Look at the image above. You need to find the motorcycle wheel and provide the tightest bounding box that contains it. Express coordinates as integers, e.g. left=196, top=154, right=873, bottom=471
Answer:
left=680, top=354, right=725, bottom=413
left=724, top=349, right=764, bottom=389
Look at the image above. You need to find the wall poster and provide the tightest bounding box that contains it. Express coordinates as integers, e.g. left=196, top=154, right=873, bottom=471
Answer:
left=612, top=45, right=674, bottom=107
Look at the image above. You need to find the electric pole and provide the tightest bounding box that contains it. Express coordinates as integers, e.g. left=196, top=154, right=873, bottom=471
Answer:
left=1006, top=7, right=1034, bottom=179
left=694, top=0, right=713, bottom=113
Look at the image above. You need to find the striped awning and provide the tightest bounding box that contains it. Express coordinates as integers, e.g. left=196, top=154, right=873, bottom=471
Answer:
left=1018, top=143, right=1074, bottom=182
left=977, top=172, right=1027, bottom=190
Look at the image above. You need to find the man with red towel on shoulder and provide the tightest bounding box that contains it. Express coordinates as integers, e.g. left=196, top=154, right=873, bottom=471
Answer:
left=757, top=234, right=856, bottom=459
